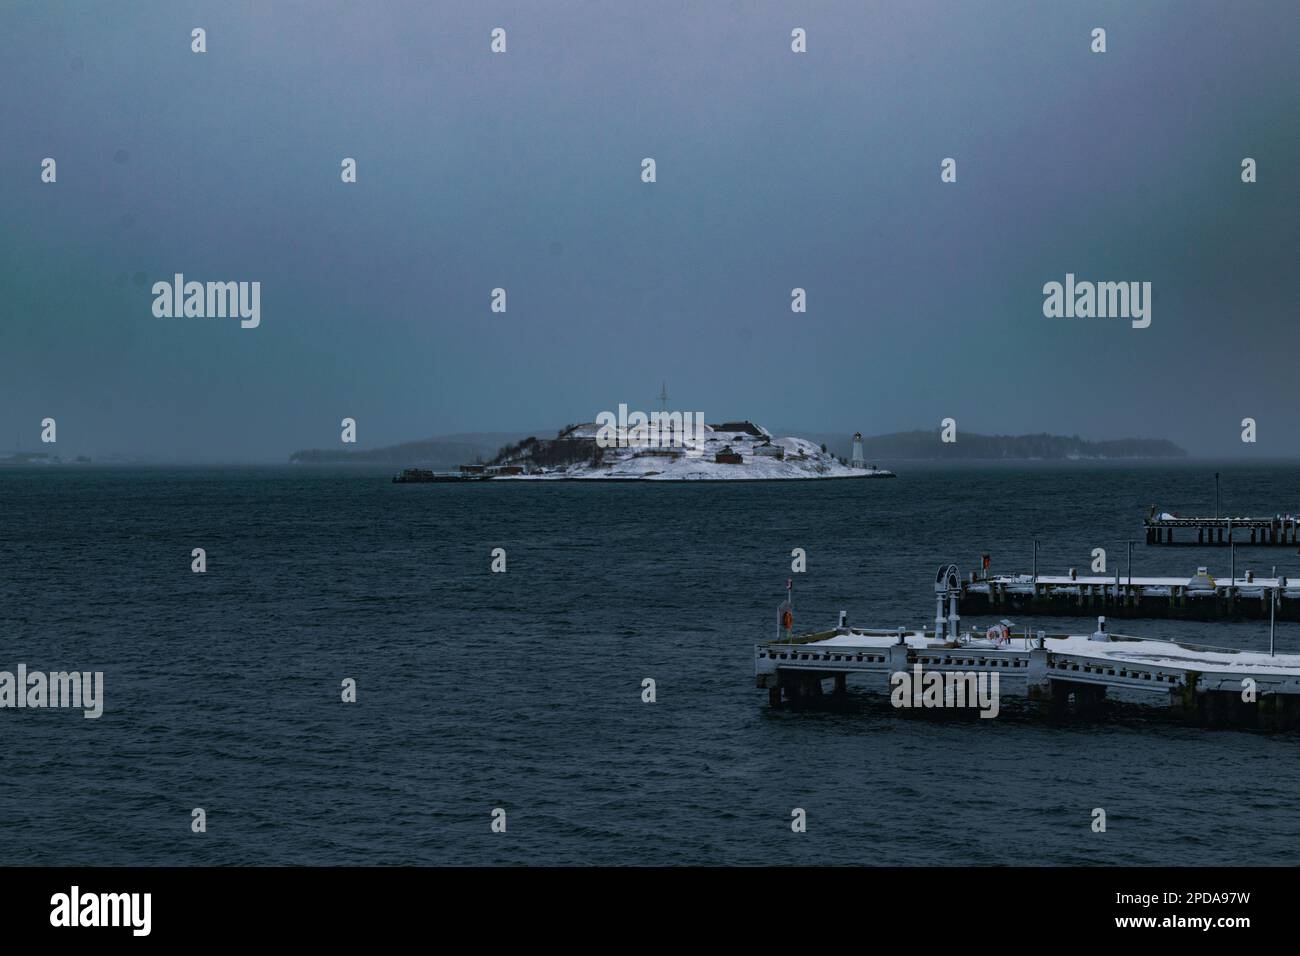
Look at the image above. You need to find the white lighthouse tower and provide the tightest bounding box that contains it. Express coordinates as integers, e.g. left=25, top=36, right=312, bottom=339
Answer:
left=851, top=432, right=864, bottom=469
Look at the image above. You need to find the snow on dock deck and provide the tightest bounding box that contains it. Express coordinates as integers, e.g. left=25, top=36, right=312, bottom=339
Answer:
left=1145, top=511, right=1300, bottom=545
left=970, top=573, right=1296, bottom=592
left=960, top=570, right=1300, bottom=621
left=1048, top=635, right=1300, bottom=677
left=1150, top=513, right=1300, bottom=526
left=796, top=629, right=1300, bottom=675
left=1050, top=639, right=1300, bottom=676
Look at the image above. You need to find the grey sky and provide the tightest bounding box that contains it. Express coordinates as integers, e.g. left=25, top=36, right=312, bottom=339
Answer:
left=2, top=0, right=1296, bottom=460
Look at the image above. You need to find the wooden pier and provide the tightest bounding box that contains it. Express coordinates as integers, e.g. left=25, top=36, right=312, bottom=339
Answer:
left=958, top=569, right=1297, bottom=621
left=755, top=624, right=1300, bottom=728
left=1145, top=511, right=1300, bottom=546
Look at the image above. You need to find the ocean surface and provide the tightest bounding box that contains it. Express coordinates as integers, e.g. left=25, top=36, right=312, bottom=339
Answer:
left=3, top=461, right=1299, bottom=866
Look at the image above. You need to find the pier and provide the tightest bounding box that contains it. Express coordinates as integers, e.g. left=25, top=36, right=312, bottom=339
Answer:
left=756, top=625, right=1300, bottom=728
left=756, top=566, right=1300, bottom=726
left=958, top=568, right=1297, bottom=621
left=1145, top=511, right=1300, bottom=546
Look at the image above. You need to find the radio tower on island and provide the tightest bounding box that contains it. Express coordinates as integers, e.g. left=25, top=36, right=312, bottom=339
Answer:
left=658, top=382, right=669, bottom=412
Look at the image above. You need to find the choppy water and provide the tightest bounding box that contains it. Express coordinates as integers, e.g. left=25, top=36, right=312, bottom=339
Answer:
left=2, top=461, right=1298, bottom=865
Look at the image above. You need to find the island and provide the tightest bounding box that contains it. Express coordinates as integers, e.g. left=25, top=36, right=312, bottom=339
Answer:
left=394, top=422, right=894, bottom=482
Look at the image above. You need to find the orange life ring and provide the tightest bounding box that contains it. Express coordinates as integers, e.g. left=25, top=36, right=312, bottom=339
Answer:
left=782, top=609, right=793, bottom=629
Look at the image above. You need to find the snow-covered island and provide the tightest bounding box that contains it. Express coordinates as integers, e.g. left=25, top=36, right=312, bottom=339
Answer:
left=456, top=421, right=895, bottom=481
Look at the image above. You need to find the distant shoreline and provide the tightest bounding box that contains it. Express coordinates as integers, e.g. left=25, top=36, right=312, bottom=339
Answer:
left=290, top=428, right=1188, bottom=469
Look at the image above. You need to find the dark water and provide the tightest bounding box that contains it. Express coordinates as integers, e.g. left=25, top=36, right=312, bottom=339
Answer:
left=3, top=462, right=1299, bottom=866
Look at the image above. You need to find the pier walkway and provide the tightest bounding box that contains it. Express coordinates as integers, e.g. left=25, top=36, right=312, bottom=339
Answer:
left=755, top=624, right=1300, bottom=726
left=959, top=571, right=1297, bottom=621
left=1145, top=512, right=1300, bottom=546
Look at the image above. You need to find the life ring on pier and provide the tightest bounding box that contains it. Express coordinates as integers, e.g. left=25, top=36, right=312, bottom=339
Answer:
left=782, top=609, right=794, bottom=630
left=986, top=623, right=1010, bottom=644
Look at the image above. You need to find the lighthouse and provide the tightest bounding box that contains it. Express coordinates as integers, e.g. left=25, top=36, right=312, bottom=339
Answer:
left=851, top=432, right=864, bottom=469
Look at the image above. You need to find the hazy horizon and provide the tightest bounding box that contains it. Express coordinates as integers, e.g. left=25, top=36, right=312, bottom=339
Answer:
left=0, top=412, right=1288, bottom=464
left=0, top=421, right=1277, bottom=465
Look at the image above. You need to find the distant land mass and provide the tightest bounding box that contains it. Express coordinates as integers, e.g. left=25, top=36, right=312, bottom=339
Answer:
left=288, top=432, right=531, bottom=468
left=801, top=430, right=1187, bottom=461
left=289, top=428, right=1186, bottom=467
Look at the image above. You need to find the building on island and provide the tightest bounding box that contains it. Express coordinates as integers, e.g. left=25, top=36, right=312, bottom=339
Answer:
left=710, top=421, right=765, bottom=438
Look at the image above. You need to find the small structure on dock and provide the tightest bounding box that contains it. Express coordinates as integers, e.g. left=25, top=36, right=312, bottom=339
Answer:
left=776, top=579, right=794, bottom=642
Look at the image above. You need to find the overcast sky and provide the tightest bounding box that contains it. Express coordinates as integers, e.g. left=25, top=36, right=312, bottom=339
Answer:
left=2, top=0, right=1296, bottom=460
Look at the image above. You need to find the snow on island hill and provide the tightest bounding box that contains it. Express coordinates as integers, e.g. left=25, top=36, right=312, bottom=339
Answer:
left=401, top=422, right=895, bottom=482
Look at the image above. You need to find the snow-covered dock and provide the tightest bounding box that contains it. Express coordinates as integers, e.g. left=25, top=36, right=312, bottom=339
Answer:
left=756, top=625, right=1300, bottom=726
left=756, top=567, right=1300, bottom=726
left=960, top=569, right=1298, bottom=621
left=1145, top=510, right=1300, bottom=546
